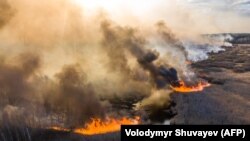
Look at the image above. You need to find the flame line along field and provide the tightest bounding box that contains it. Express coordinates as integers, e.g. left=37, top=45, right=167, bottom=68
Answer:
left=50, top=116, right=140, bottom=135
left=171, top=81, right=211, bottom=93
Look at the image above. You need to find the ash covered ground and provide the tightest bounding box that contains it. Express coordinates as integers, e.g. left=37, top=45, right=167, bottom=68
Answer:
left=171, top=43, right=250, bottom=124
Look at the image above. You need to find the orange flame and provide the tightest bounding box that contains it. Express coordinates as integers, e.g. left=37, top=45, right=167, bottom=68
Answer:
left=171, top=81, right=211, bottom=93
left=49, top=126, right=70, bottom=132
left=74, top=116, right=140, bottom=135
left=50, top=117, right=140, bottom=135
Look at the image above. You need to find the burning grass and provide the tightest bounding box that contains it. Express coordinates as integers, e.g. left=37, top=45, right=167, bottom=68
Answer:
left=171, top=81, right=211, bottom=93
left=50, top=116, right=140, bottom=135
left=75, top=116, right=140, bottom=135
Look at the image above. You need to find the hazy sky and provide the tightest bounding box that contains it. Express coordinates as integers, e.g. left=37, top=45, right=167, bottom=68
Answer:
left=72, top=0, right=250, bottom=34
left=187, top=0, right=250, bottom=15
left=72, top=0, right=250, bottom=17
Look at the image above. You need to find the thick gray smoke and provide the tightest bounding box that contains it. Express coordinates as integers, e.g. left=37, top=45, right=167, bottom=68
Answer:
left=0, top=53, right=41, bottom=125
left=0, top=0, right=14, bottom=28
left=184, top=42, right=225, bottom=62
left=183, top=34, right=234, bottom=62
left=100, top=20, right=181, bottom=89
left=45, top=64, right=106, bottom=127
left=0, top=54, right=106, bottom=128
left=157, top=21, right=188, bottom=59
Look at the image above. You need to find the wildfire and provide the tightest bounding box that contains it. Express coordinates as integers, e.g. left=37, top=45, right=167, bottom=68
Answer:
left=50, top=116, right=140, bottom=135
left=74, top=116, right=140, bottom=135
left=171, top=80, right=211, bottom=93
left=49, top=126, right=70, bottom=132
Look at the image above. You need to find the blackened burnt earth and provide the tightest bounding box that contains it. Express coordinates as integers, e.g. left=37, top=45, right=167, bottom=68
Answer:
left=0, top=126, right=120, bottom=141
left=171, top=44, right=250, bottom=124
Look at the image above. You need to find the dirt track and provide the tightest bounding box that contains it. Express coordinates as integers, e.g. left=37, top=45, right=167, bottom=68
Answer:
left=171, top=45, right=250, bottom=124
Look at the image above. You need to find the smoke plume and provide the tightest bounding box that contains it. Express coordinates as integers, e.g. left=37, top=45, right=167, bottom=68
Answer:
left=0, top=0, right=14, bottom=28
left=0, top=0, right=247, bottom=127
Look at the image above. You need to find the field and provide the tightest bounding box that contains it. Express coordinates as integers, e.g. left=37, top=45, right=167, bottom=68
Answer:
left=172, top=44, right=250, bottom=124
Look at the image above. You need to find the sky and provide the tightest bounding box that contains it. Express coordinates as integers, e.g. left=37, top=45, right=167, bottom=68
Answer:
left=71, top=0, right=250, bottom=34
left=187, top=0, right=250, bottom=15
left=73, top=0, right=250, bottom=16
